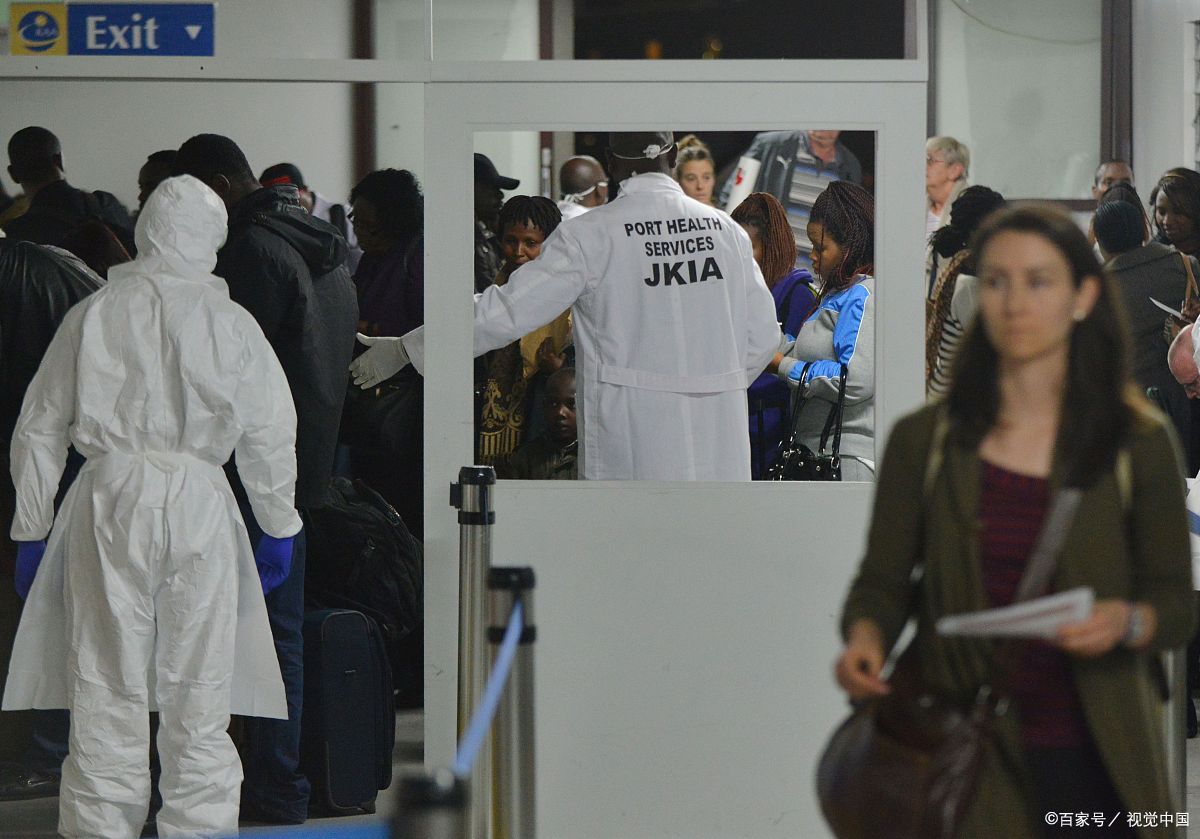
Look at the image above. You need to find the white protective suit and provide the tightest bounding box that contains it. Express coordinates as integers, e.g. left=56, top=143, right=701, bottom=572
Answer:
left=406, top=172, right=780, bottom=480
left=5, top=175, right=301, bottom=839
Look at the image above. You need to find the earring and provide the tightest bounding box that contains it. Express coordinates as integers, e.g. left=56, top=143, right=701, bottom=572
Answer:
left=1073, top=310, right=1087, bottom=322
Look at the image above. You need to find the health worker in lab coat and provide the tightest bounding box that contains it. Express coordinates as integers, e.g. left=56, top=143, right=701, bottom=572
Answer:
left=351, top=131, right=781, bottom=480
left=4, top=175, right=300, bottom=839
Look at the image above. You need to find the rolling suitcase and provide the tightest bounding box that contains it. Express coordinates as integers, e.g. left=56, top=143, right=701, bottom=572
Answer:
left=299, top=608, right=396, bottom=815
left=305, top=477, right=423, bottom=704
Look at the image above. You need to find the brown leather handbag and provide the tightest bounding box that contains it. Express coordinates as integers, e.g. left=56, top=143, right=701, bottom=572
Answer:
left=816, top=464, right=1083, bottom=838
left=816, top=650, right=999, bottom=838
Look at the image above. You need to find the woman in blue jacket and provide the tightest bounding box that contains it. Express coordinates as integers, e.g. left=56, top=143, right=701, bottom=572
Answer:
left=768, top=181, right=875, bottom=481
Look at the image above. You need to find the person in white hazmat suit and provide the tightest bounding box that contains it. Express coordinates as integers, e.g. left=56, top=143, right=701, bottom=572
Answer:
left=4, top=175, right=300, bottom=838
left=352, top=131, right=781, bottom=480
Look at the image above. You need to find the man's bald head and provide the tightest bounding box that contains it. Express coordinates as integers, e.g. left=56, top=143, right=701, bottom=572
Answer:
left=1169, top=323, right=1200, bottom=398
left=560, top=156, right=608, bottom=207
left=7, top=126, right=64, bottom=187
left=606, top=131, right=677, bottom=185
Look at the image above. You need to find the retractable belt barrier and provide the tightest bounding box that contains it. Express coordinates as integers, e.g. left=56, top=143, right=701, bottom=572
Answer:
left=393, top=467, right=538, bottom=839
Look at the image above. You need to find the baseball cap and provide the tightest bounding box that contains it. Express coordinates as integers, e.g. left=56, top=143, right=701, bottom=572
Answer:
left=261, top=162, right=306, bottom=189
left=473, top=153, right=519, bottom=190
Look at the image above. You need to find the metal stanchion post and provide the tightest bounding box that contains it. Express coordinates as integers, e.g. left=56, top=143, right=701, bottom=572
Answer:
left=489, top=567, right=536, bottom=839
left=450, top=466, right=497, bottom=839
left=392, top=771, right=468, bottom=839
left=1162, top=648, right=1187, bottom=808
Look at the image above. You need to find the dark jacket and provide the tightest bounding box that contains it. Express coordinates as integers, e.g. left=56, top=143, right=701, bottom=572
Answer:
left=354, top=233, right=423, bottom=337
left=474, top=221, right=502, bottom=294
left=1108, top=241, right=1195, bottom=468
left=504, top=435, right=578, bottom=480
left=2, top=180, right=135, bottom=256
left=216, top=185, right=358, bottom=508
left=842, top=404, right=1194, bottom=837
left=717, top=130, right=863, bottom=207
left=0, top=241, right=104, bottom=441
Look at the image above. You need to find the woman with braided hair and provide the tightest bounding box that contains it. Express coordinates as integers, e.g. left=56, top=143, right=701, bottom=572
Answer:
left=926, top=185, right=1005, bottom=397
left=732, top=192, right=815, bottom=476
left=767, top=181, right=877, bottom=480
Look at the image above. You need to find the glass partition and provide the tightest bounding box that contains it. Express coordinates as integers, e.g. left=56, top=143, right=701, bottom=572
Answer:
left=469, top=129, right=879, bottom=482
left=0, top=80, right=359, bottom=211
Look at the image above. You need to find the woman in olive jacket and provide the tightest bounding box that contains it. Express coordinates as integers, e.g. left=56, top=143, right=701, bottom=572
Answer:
left=836, top=206, right=1195, bottom=838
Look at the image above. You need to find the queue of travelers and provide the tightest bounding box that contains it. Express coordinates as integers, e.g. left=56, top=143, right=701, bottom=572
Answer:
left=1, top=119, right=1199, bottom=838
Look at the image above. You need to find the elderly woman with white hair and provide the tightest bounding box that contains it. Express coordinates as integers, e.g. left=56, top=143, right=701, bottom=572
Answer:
left=925, top=136, right=971, bottom=291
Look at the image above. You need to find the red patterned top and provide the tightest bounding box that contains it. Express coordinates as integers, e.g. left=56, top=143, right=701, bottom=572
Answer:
left=979, top=461, right=1090, bottom=748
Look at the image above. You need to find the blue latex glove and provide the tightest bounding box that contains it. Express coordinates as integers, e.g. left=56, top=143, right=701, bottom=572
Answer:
left=14, top=540, right=46, bottom=601
left=255, top=534, right=294, bottom=595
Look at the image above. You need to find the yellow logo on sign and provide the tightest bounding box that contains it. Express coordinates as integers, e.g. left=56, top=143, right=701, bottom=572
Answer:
left=10, top=4, right=67, bottom=56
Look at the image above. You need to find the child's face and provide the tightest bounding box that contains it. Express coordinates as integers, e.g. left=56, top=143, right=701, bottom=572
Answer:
left=545, top=376, right=577, bottom=445
left=501, top=220, right=547, bottom=268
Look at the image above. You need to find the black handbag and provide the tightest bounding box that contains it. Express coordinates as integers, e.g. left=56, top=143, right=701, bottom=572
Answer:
left=765, top=364, right=847, bottom=481
left=341, top=367, right=423, bottom=458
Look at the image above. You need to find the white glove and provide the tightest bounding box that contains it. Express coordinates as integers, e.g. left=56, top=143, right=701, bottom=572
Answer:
left=349, top=333, right=411, bottom=388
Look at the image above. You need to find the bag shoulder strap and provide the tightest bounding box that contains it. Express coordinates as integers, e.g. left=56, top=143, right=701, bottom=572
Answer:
left=1115, top=448, right=1132, bottom=513
left=923, top=407, right=951, bottom=500
left=1010, top=488, right=1083, bottom=603
left=1183, top=252, right=1199, bottom=302
left=817, top=364, right=849, bottom=454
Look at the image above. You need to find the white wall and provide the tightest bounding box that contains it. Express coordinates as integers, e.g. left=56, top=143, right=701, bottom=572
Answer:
left=0, top=1, right=356, bottom=209
left=934, top=0, right=1101, bottom=198
left=213, top=0, right=352, bottom=60
left=0, top=81, right=356, bottom=210
left=1132, top=0, right=1200, bottom=192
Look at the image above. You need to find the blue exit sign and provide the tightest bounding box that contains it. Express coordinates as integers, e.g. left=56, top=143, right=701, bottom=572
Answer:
left=67, top=3, right=214, bottom=56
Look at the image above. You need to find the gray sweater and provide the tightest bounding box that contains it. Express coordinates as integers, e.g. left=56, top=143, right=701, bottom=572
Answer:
left=776, top=276, right=875, bottom=480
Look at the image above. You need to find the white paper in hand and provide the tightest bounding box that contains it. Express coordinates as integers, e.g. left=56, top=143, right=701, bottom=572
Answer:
left=936, top=587, right=1094, bottom=640
left=1149, top=297, right=1184, bottom=320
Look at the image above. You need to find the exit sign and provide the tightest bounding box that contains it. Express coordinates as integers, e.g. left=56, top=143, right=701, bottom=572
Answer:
left=66, top=3, right=214, bottom=56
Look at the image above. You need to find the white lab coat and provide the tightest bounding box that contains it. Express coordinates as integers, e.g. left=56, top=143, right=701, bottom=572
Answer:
left=5, top=176, right=300, bottom=838
left=406, top=173, right=780, bottom=480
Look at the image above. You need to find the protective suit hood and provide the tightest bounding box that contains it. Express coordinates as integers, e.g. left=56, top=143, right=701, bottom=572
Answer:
left=134, top=175, right=227, bottom=274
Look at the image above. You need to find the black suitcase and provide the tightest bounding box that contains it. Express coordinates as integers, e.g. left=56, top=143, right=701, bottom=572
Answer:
left=299, top=609, right=396, bottom=815
left=305, top=477, right=423, bottom=705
